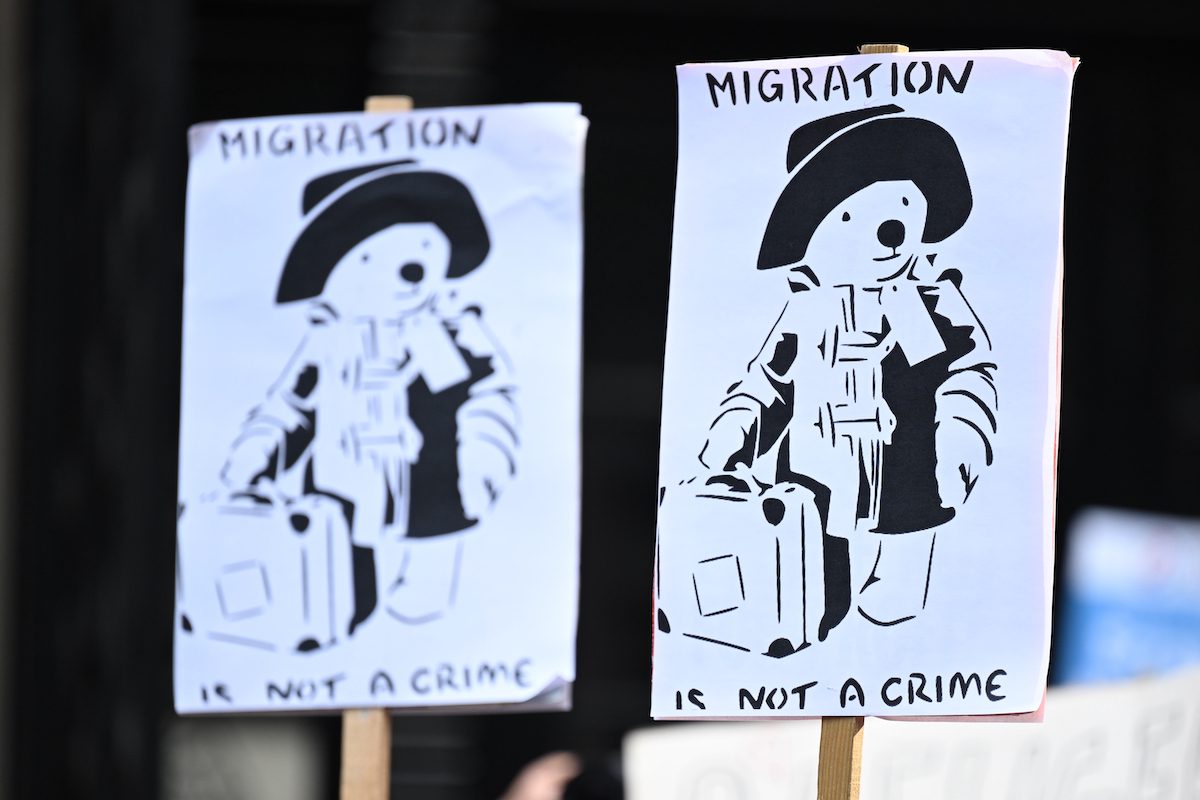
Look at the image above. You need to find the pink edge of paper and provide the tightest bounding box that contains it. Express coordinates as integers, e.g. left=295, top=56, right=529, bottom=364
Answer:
left=878, top=688, right=1047, bottom=723
left=651, top=693, right=1047, bottom=724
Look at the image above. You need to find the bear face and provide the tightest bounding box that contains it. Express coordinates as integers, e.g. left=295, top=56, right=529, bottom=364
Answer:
left=321, top=222, right=452, bottom=319
left=799, top=179, right=930, bottom=285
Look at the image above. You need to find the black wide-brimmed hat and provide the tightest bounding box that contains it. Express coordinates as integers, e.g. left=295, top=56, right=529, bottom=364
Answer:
left=276, top=159, right=490, bottom=303
left=757, top=104, right=972, bottom=270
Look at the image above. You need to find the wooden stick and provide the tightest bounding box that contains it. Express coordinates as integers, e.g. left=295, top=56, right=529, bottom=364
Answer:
left=814, top=48, right=896, bottom=787
left=365, top=95, right=415, bottom=113
left=857, top=43, right=910, bottom=54
left=817, top=716, right=865, bottom=800
left=813, top=48, right=906, bottom=798
left=335, top=94, right=412, bottom=800
left=339, top=708, right=392, bottom=800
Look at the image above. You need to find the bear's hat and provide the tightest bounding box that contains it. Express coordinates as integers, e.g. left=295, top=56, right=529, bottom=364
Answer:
left=757, top=104, right=972, bottom=270
left=275, top=159, right=490, bottom=303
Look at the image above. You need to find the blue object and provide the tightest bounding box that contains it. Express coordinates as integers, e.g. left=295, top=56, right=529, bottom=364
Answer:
left=1054, top=506, right=1200, bottom=684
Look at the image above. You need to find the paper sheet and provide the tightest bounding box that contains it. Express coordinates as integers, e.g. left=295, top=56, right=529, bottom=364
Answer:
left=652, top=49, right=1078, bottom=718
left=174, top=103, right=588, bottom=714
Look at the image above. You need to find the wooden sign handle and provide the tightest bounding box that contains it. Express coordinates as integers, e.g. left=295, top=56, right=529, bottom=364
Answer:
left=365, top=95, right=415, bottom=113
left=813, top=49, right=903, bottom=793
left=817, top=716, right=865, bottom=800
left=339, top=708, right=392, bottom=800
left=335, top=94, right=414, bottom=800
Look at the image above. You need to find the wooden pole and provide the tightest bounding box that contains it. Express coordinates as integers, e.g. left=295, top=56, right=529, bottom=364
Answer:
left=817, top=716, right=865, bottom=800
left=365, top=95, right=414, bottom=114
left=336, top=93, right=414, bottom=800
left=857, top=43, right=910, bottom=55
left=340, top=708, right=392, bottom=800
left=809, top=46, right=906, bottom=800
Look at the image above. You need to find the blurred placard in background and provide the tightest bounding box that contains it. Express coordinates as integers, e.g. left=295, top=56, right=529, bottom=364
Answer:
left=162, top=718, right=324, bottom=800
left=1054, top=505, right=1200, bottom=685
left=624, top=664, right=1200, bottom=799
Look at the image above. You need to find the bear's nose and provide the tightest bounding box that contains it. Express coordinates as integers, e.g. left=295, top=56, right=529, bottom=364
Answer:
left=399, top=262, right=425, bottom=284
left=877, top=219, right=905, bottom=249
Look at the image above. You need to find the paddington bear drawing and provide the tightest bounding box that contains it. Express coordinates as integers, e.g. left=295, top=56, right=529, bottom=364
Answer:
left=217, top=159, right=519, bottom=639
left=656, top=104, right=997, bottom=658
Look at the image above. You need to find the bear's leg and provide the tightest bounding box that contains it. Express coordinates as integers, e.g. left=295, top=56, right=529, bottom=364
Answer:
left=818, top=534, right=852, bottom=641
left=380, top=532, right=469, bottom=624
left=856, top=529, right=937, bottom=626
left=348, top=546, right=377, bottom=635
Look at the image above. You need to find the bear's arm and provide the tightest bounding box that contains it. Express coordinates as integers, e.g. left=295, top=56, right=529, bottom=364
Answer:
left=929, top=275, right=998, bottom=498
left=452, top=311, right=519, bottom=473
left=234, top=333, right=322, bottom=466
left=700, top=302, right=799, bottom=472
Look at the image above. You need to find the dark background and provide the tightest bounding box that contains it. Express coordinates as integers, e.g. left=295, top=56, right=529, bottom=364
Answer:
left=8, top=1, right=1200, bottom=798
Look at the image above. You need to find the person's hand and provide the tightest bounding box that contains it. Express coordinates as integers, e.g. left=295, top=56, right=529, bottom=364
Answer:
left=498, top=751, right=582, bottom=800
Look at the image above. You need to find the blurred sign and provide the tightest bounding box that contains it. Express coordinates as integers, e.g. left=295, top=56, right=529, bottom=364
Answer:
left=175, top=103, right=588, bottom=714
left=163, top=718, right=324, bottom=800
left=623, top=664, right=1200, bottom=799
left=1054, top=505, right=1200, bottom=684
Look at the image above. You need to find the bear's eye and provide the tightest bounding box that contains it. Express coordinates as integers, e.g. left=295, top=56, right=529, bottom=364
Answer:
left=361, top=253, right=370, bottom=263
left=902, top=197, right=909, bottom=206
left=841, top=211, right=851, bottom=222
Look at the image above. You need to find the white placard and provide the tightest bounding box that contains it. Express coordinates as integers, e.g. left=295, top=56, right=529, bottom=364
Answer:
left=174, top=103, right=587, bottom=714
left=652, top=50, right=1078, bottom=717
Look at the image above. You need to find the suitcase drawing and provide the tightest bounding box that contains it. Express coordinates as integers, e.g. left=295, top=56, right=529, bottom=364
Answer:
left=654, top=477, right=828, bottom=658
left=176, top=491, right=356, bottom=654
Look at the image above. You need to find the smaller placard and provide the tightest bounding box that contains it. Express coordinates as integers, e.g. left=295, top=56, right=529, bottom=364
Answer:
left=174, top=102, right=588, bottom=714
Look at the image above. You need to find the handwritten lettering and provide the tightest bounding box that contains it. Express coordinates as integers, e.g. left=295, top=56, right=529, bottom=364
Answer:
left=265, top=673, right=346, bottom=703
left=217, top=115, right=485, bottom=161
left=704, top=60, right=973, bottom=108
left=409, top=659, right=532, bottom=695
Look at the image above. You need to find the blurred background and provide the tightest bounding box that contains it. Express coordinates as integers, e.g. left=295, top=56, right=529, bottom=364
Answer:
left=3, top=1, right=1200, bottom=798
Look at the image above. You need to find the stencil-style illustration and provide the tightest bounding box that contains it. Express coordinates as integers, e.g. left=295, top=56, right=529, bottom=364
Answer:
left=656, top=105, right=998, bottom=658
left=177, top=159, right=519, bottom=653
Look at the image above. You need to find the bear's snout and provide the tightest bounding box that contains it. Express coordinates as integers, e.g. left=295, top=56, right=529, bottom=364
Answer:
left=399, top=262, right=425, bottom=284
left=877, top=219, right=905, bottom=249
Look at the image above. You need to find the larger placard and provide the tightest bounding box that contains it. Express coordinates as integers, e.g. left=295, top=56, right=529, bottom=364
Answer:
left=652, top=50, right=1077, bottom=718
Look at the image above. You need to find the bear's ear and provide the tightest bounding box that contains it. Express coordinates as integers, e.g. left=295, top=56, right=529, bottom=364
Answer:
left=301, top=159, right=417, bottom=214
left=785, top=104, right=903, bottom=170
